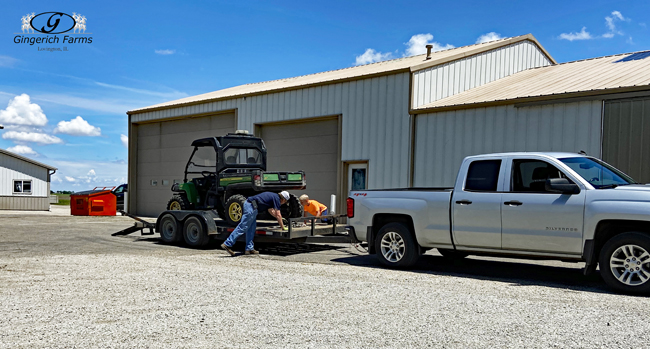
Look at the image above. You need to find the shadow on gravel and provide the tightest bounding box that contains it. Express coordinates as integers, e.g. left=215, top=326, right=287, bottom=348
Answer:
left=333, top=254, right=612, bottom=295
left=125, top=234, right=345, bottom=257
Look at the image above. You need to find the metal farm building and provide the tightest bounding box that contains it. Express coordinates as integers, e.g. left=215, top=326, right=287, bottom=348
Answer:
left=127, top=34, right=650, bottom=217
left=0, top=148, right=57, bottom=210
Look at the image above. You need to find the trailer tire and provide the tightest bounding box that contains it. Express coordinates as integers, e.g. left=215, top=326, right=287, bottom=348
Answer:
left=599, top=232, right=650, bottom=294
left=183, top=216, right=209, bottom=247
left=224, top=194, right=247, bottom=226
left=375, top=223, right=420, bottom=268
left=159, top=214, right=182, bottom=243
left=167, top=194, right=191, bottom=211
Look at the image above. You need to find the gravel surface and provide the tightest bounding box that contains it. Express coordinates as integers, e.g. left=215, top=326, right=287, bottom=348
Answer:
left=0, top=208, right=649, bottom=348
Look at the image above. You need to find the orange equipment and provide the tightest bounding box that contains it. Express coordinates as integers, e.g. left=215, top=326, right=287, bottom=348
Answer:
left=70, top=187, right=117, bottom=216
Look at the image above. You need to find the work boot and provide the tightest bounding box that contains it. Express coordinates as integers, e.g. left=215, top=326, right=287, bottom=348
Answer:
left=221, top=243, right=236, bottom=256
left=244, top=249, right=260, bottom=255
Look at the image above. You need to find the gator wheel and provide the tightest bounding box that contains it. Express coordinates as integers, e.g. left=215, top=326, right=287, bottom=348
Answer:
left=224, top=194, right=247, bottom=226
left=167, top=194, right=191, bottom=210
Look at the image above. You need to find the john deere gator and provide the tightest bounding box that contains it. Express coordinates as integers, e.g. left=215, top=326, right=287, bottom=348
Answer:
left=167, top=131, right=306, bottom=226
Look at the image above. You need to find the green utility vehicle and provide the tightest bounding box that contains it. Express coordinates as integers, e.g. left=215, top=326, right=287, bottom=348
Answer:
left=167, top=131, right=306, bottom=226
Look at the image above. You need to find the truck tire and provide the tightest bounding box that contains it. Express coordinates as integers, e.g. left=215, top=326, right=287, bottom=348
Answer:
left=599, top=232, right=650, bottom=294
left=224, top=194, right=247, bottom=226
left=183, top=216, right=209, bottom=247
left=159, top=213, right=182, bottom=243
left=281, top=194, right=303, bottom=219
left=375, top=223, right=420, bottom=268
left=167, top=194, right=191, bottom=210
left=437, top=249, right=469, bottom=259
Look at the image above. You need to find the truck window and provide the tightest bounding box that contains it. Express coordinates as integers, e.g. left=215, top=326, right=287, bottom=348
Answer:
left=511, top=160, right=571, bottom=192
left=465, top=160, right=501, bottom=192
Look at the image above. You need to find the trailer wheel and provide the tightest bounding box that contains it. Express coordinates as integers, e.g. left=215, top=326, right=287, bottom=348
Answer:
left=224, top=194, right=247, bottom=226
left=167, top=194, right=191, bottom=211
left=375, top=223, right=420, bottom=268
left=159, top=214, right=182, bottom=243
left=183, top=216, right=209, bottom=247
left=599, top=232, right=650, bottom=294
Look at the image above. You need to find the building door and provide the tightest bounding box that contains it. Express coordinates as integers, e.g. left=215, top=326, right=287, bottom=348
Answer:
left=257, top=117, right=340, bottom=209
left=603, top=96, right=650, bottom=183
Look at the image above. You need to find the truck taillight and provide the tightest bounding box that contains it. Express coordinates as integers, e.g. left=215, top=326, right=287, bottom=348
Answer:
left=254, top=175, right=261, bottom=186
left=346, top=197, right=354, bottom=218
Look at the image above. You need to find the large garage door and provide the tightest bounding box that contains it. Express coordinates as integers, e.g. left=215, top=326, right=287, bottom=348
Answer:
left=135, top=113, right=236, bottom=216
left=603, top=97, right=650, bottom=184
left=259, top=117, right=339, bottom=210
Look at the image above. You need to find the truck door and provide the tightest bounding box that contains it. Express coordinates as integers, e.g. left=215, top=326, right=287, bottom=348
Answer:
left=501, top=158, right=585, bottom=254
left=452, top=159, right=504, bottom=249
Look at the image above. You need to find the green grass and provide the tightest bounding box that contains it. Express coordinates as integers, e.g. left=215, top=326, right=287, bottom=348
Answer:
left=52, top=194, right=71, bottom=206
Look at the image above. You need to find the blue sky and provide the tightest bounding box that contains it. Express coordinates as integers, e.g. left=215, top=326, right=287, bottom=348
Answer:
left=1, top=0, right=648, bottom=191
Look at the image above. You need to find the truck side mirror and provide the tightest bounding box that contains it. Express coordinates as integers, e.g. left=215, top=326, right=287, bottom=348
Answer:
left=545, top=178, right=580, bottom=194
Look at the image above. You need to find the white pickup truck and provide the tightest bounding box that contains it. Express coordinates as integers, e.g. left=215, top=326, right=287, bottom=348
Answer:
left=346, top=152, right=650, bottom=294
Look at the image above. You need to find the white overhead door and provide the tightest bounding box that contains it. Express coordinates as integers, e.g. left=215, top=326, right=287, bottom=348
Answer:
left=259, top=118, right=339, bottom=211
left=135, top=113, right=236, bottom=217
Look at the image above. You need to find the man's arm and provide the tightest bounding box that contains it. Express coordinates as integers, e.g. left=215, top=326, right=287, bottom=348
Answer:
left=268, top=208, right=285, bottom=230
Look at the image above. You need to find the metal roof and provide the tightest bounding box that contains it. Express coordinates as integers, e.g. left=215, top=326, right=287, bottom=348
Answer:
left=128, top=34, right=553, bottom=114
left=414, top=50, right=650, bottom=112
left=0, top=148, right=57, bottom=171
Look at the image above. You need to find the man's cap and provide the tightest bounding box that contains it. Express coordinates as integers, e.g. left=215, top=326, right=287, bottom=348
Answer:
left=280, top=191, right=290, bottom=200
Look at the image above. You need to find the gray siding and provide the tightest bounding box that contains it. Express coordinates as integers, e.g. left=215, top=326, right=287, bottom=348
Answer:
left=132, top=73, right=412, bottom=189
left=412, top=40, right=552, bottom=108
left=0, top=196, right=50, bottom=210
left=414, top=101, right=603, bottom=187
left=603, top=96, right=650, bottom=183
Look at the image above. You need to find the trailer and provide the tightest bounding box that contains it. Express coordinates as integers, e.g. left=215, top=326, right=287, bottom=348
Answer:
left=115, top=210, right=355, bottom=247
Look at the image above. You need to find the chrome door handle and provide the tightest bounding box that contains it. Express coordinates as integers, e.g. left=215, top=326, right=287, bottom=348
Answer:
left=455, top=200, right=472, bottom=205
left=504, top=200, right=523, bottom=206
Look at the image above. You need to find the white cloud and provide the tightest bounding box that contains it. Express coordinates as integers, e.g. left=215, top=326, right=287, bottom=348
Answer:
left=355, top=48, right=393, bottom=65
left=2, top=131, right=63, bottom=144
left=559, top=27, right=593, bottom=41
left=87, top=169, right=96, bottom=176
left=94, top=82, right=188, bottom=99
left=65, top=176, right=76, bottom=182
left=120, top=134, right=128, bottom=148
left=54, top=116, right=101, bottom=136
left=7, top=145, right=37, bottom=155
left=604, top=11, right=629, bottom=38
left=155, top=49, right=175, bottom=55
left=404, top=33, right=454, bottom=57
left=51, top=175, right=63, bottom=183
left=0, top=94, right=48, bottom=127
left=0, top=55, right=18, bottom=67
left=476, top=32, right=503, bottom=44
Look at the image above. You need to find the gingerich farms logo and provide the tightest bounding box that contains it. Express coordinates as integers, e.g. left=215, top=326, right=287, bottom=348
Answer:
left=15, top=12, right=93, bottom=51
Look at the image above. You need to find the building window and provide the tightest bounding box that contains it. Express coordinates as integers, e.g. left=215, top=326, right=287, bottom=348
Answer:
left=13, top=180, right=32, bottom=194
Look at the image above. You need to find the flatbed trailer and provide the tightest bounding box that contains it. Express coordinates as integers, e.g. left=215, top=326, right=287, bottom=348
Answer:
left=116, top=210, right=356, bottom=247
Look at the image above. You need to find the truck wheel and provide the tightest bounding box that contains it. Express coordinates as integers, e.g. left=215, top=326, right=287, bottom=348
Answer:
left=183, top=216, right=209, bottom=247
left=375, top=223, right=420, bottom=268
left=159, top=213, right=182, bottom=243
left=167, top=194, right=191, bottom=210
left=224, top=194, right=247, bottom=226
left=437, top=249, right=469, bottom=259
left=599, top=232, right=650, bottom=294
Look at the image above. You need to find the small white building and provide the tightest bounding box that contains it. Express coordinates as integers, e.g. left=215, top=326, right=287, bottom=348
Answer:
left=0, top=149, right=57, bottom=210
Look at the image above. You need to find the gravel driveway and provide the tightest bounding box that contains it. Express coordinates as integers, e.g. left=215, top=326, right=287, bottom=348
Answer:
left=0, top=207, right=648, bottom=348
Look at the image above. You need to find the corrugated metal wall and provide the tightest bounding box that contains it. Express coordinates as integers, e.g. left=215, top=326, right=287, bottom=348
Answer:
left=0, top=154, right=49, bottom=196
left=0, top=153, right=51, bottom=210
left=412, top=40, right=552, bottom=108
left=603, top=96, right=650, bottom=183
left=132, top=73, right=412, bottom=189
left=413, top=101, right=603, bottom=187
